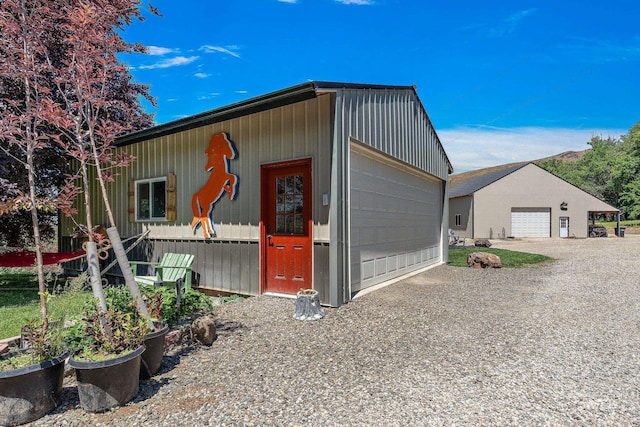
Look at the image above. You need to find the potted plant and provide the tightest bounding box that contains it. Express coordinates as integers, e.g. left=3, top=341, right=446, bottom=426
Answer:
left=66, top=305, right=148, bottom=413
left=0, top=295, right=69, bottom=426
left=102, top=286, right=169, bottom=379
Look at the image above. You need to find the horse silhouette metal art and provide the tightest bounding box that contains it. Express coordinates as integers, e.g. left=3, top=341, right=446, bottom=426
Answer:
left=190, top=132, right=238, bottom=238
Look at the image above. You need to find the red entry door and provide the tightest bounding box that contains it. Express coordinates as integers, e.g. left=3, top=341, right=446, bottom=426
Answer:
left=261, top=159, right=312, bottom=294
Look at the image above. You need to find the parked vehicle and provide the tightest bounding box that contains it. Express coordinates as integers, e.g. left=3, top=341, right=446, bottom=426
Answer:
left=588, top=224, right=608, bottom=238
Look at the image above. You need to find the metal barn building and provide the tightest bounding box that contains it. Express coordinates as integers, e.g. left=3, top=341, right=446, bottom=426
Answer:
left=59, top=81, right=452, bottom=306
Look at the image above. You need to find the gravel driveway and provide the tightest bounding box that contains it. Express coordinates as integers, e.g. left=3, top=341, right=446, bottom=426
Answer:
left=32, top=236, right=640, bottom=426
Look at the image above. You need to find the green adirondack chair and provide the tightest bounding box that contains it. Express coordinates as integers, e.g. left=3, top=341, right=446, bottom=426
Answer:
left=130, top=253, right=194, bottom=290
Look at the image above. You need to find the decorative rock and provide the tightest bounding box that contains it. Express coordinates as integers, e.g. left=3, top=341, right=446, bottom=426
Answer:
left=467, top=252, right=502, bottom=269
left=474, top=239, right=492, bottom=248
left=293, top=289, right=325, bottom=320
left=191, top=314, right=217, bottom=346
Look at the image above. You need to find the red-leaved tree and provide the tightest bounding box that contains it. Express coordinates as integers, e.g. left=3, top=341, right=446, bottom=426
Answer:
left=47, top=0, right=158, bottom=326
left=0, top=0, right=65, bottom=328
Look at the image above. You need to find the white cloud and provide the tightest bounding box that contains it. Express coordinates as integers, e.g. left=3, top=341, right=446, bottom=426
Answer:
left=489, top=8, right=537, bottom=37
left=139, top=56, right=199, bottom=70
left=146, top=46, right=175, bottom=55
left=198, top=93, right=220, bottom=100
left=334, top=0, right=374, bottom=4
left=278, top=0, right=298, bottom=3
left=199, top=45, right=241, bottom=58
left=235, top=90, right=248, bottom=94
left=439, top=126, right=626, bottom=173
left=194, top=72, right=211, bottom=78
left=558, top=36, right=640, bottom=63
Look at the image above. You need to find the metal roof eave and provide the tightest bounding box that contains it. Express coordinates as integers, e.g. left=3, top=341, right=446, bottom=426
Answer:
left=116, top=81, right=411, bottom=147
left=115, top=80, right=455, bottom=175
left=116, top=82, right=319, bottom=147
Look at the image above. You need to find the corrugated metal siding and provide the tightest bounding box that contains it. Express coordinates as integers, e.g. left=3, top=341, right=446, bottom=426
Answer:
left=60, top=96, right=333, bottom=302
left=330, top=87, right=449, bottom=304
left=349, top=144, right=442, bottom=292
left=337, top=89, right=449, bottom=180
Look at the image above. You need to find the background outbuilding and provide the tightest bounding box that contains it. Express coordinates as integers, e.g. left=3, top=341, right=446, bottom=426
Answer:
left=449, top=162, right=619, bottom=239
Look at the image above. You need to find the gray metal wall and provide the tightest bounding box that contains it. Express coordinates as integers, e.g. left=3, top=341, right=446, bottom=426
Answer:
left=60, top=96, right=333, bottom=302
left=349, top=144, right=443, bottom=293
left=333, top=88, right=450, bottom=180
left=329, top=87, right=450, bottom=304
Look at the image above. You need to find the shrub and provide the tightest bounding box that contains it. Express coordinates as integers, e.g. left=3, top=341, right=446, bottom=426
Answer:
left=91, top=285, right=214, bottom=326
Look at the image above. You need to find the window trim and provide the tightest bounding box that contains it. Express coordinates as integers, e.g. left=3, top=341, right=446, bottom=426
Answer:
left=135, top=176, right=168, bottom=222
left=455, top=213, right=461, bottom=227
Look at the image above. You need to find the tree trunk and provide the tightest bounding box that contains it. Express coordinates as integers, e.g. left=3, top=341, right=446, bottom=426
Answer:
left=26, top=145, right=47, bottom=327
left=292, top=289, right=325, bottom=320
left=106, top=227, right=152, bottom=328
left=79, top=160, right=110, bottom=338
left=89, top=135, right=152, bottom=328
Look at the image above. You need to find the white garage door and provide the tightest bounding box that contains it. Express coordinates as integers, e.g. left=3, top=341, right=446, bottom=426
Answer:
left=511, top=208, right=551, bottom=237
left=349, top=144, right=442, bottom=293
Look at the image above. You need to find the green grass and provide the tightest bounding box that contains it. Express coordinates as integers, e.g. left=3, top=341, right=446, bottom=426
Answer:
left=0, top=271, right=218, bottom=340
left=0, top=273, right=86, bottom=339
left=601, top=219, right=640, bottom=228
left=448, top=248, right=553, bottom=268
left=0, top=273, right=39, bottom=289
left=0, top=289, right=92, bottom=339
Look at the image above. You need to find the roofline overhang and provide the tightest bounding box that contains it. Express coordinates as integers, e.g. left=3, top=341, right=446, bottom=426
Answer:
left=116, top=82, right=319, bottom=147
left=115, top=81, right=454, bottom=174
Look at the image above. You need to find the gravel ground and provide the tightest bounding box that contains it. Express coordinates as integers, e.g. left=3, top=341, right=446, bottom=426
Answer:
left=30, top=236, right=640, bottom=426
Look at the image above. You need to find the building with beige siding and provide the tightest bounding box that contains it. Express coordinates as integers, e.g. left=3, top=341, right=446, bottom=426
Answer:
left=59, top=81, right=452, bottom=307
left=449, top=162, right=619, bottom=240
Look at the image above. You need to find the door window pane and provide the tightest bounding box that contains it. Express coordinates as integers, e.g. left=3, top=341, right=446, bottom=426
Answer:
left=277, top=177, right=285, bottom=195
left=285, top=195, right=294, bottom=214
left=285, top=176, right=294, bottom=194
left=294, top=195, right=303, bottom=213
left=274, top=174, right=305, bottom=235
left=294, top=176, right=303, bottom=193
left=276, top=196, right=285, bottom=213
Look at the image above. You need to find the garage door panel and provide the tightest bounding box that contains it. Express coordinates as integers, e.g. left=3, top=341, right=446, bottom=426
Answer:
left=511, top=208, right=551, bottom=237
left=350, top=147, right=442, bottom=292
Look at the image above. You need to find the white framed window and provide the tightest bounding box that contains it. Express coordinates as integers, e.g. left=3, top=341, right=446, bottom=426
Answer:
left=455, top=213, right=461, bottom=226
left=135, top=177, right=167, bottom=221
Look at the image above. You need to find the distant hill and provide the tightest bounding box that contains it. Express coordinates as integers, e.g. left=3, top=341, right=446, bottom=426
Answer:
left=535, top=150, right=587, bottom=163
left=449, top=149, right=587, bottom=188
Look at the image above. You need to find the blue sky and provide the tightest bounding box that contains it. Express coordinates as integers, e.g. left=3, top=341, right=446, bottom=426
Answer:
left=120, top=0, right=639, bottom=172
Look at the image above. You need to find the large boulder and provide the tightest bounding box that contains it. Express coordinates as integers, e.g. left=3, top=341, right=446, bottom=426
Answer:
left=467, top=252, right=502, bottom=269
left=192, top=313, right=217, bottom=346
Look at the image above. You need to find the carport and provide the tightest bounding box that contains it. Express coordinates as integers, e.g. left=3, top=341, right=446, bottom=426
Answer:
left=588, top=210, right=623, bottom=237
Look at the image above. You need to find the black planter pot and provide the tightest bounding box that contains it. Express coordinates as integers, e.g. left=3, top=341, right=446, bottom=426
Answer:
left=69, top=345, right=144, bottom=413
left=0, top=350, right=68, bottom=426
left=140, top=323, right=168, bottom=379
